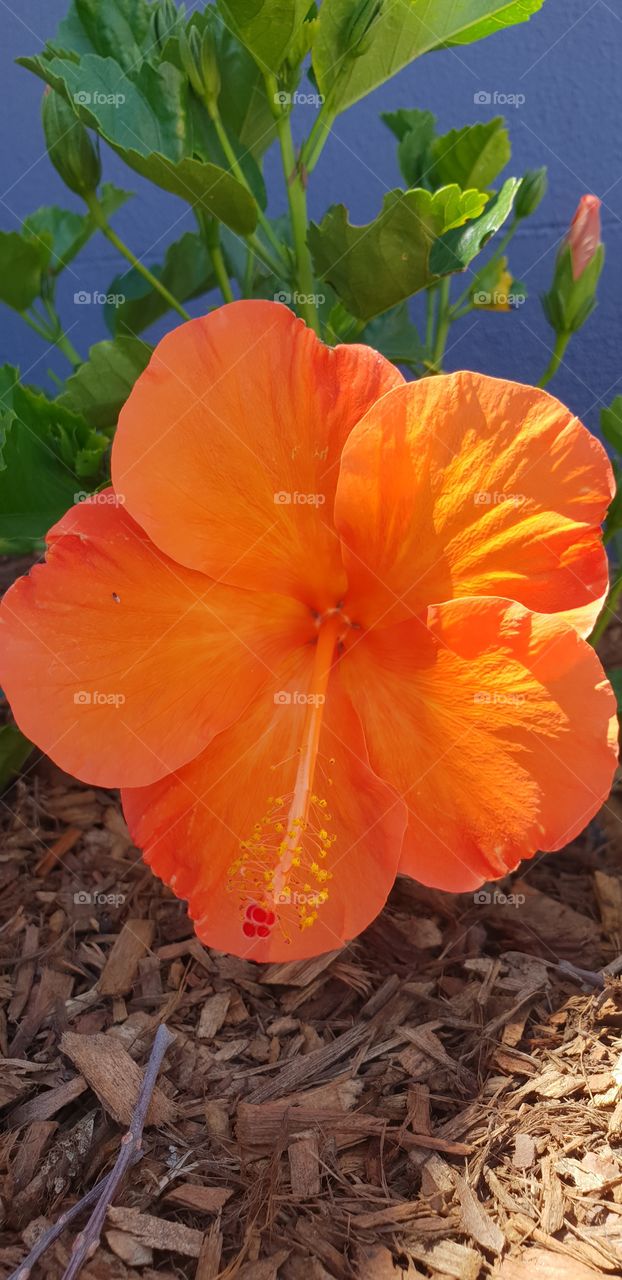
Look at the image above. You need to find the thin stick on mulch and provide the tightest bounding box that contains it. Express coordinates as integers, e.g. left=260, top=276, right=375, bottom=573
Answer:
left=8, top=1024, right=175, bottom=1280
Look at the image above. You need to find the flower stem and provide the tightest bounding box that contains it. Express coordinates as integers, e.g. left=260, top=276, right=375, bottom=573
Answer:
left=267, top=76, right=320, bottom=335
left=85, top=192, right=191, bottom=322
left=207, top=99, right=289, bottom=272
left=201, top=216, right=234, bottom=304
left=247, top=232, right=290, bottom=281
left=590, top=568, right=622, bottom=646
left=431, top=278, right=452, bottom=371
left=19, top=307, right=82, bottom=368
left=538, top=332, right=571, bottom=388
left=300, top=96, right=337, bottom=174
left=54, top=329, right=82, bottom=368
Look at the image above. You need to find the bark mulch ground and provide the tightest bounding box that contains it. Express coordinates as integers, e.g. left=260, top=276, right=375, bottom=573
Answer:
left=1, top=595, right=622, bottom=1280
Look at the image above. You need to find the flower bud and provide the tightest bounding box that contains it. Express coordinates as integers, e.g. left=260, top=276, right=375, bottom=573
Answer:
left=515, top=167, right=547, bottom=220
left=565, top=194, right=602, bottom=280
left=178, top=22, right=221, bottom=109
left=542, top=195, right=604, bottom=336
left=42, top=87, right=101, bottom=198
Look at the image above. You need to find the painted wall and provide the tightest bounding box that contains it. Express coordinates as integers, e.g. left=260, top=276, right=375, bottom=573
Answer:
left=1, top=0, right=620, bottom=433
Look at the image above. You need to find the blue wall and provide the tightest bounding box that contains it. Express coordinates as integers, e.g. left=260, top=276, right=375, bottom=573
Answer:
left=1, top=0, right=621, bottom=434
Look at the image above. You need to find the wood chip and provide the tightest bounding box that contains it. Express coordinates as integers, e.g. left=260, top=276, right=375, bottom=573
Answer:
left=60, top=1031, right=175, bottom=1126
left=98, top=919, right=155, bottom=995
left=289, top=1135, right=321, bottom=1197
left=106, top=1207, right=204, bottom=1256
left=513, top=1132, right=536, bottom=1169
left=163, top=1185, right=232, bottom=1214
left=452, top=1171, right=505, bottom=1254
left=197, top=991, right=230, bottom=1040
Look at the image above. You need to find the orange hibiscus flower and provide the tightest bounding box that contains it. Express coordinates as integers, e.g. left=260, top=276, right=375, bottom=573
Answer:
left=0, top=301, right=617, bottom=961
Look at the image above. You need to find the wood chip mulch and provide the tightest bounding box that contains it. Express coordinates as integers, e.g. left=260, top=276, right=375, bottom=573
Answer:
left=1, top=759, right=622, bottom=1279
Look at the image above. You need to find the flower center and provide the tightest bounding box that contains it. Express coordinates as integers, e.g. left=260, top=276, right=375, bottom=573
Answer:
left=229, top=611, right=345, bottom=944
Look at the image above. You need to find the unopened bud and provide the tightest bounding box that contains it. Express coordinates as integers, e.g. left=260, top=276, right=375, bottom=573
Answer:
left=515, top=167, right=547, bottom=219
left=565, top=194, right=602, bottom=281
left=42, top=88, right=101, bottom=198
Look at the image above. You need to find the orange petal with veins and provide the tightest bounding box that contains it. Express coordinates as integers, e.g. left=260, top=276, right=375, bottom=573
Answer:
left=112, top=300, right=403, bottom=613
left=339, top=597, right=617, bottom=891
left=122, top=651, right=408, bottom=963
left=335, top=372, right=613, bottom=634
left=0, top=498, right=313, bottom=788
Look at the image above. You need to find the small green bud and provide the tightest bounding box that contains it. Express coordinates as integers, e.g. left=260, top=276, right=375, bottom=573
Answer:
left=42, top=88, right=101, bottom=198
left=150, top=0, right=181, bottom=49
left=515, top=167, right=548, bottom=219
left=179, top=22, right=221, bottom=108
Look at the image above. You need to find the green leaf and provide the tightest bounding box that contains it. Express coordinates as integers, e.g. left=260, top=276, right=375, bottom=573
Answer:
left=314, top=0, right=545, bottom=113
left=429, top=177, right=519, bottom=276
left=309, top=185, right=489, bottom=320
left=218, top=0, right=312, bottom=73
left=382, top=109, right=436, bottom=189
left=23, top=183, right=131, bottom=275
left=0, top=231, right=51, bottom=312
left=361, top=303, right=425, bottom=366
left=56, top=0, right=153, bottom=68
left=58, top=336, right=151, bottom=429
left=19, top=53, right=258, bottom=234
left=602, top=398, right=622, bottom=455
left=105, top=231, right=216, bottom=335
left=0, top=391, right=108, bottom=548
left=429, top=118, right=511, bottom=191
left=0, top=724, right=34, bottom=791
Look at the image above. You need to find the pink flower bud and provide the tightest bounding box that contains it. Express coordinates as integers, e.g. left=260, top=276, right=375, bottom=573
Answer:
left=565, top=195, right=601, bottom=281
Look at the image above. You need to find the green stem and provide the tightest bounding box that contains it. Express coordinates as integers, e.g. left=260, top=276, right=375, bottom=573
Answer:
left=202, top=220, right=234, bottom=305
left=85, top=192, right=191, bottom=321
left=590, top=569, right=622, bottom=646
left=243, top=246, right=255, bottom=298
left=207, top=100, right=288, bottom=272
left=247, top=232, right=290, bottom=281
left=19, top=307, right=81, bottom=368
left=538, top=332, right=571, bottom=388
left=19, top=309, right=56, bottom=342
left=425, top=288, right=436, bottom=353
left=431, top=277, right=451, bottom=371
left=54, top=330, right=82, bottom=368
left=300, top=98, right=337, bottom=174
left=267, top=76, right=320, bottom=335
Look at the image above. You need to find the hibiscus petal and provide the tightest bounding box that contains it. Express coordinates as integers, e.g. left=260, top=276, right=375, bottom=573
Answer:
left=112, top=301, right=403, bottom=613
left=122, top=652, right=407, bottom=962
left=339, top=597, right=617, bottom=891
left=334, top=372, right=614, bottom=634
left=0, top=498, right=313, bottom=788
